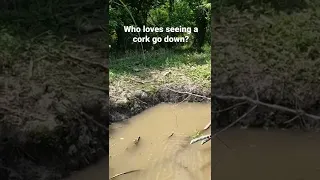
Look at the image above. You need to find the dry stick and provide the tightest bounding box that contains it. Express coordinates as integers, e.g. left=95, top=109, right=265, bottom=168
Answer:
left=166, top=88, right=211, bottom=100
left=203, top=121, right=211, bottom=130
left=213, top=94, right=320, bottom=120
left=190, top=134, right=211, bottom=144
left=110, top=169, right=141, bottom=180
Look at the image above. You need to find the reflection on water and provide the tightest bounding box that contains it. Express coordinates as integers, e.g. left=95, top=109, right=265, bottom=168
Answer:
left=213, top=128, right=320, bottom=180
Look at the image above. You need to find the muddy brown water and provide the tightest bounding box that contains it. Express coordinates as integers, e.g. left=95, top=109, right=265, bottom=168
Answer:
left=64, top=103, right=320, bottom=180
left=212, top=128, right=320, bottom=180
left=109, top=103, right=211, bottom=180
left=64, top=103, right=211, bottom=180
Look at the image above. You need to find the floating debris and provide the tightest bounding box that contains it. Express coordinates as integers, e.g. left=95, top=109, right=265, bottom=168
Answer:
left=168, top=132, right=174, bottom=138
left=133, top=136, right=141, bottom=145
left=190, top=134, right=211, bottom=144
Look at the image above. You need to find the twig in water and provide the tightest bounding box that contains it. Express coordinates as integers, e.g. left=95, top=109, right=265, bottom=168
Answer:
left=213, top=105, right=258, bottom=137
left=203, top=121, right=211, bottom=130
left=190, top=134, right=211, bottom=144
left=201, top=136, right=211, bottom=145
left=110, top=169, right=141, bottom=179
left=215, top=135, right=232, bottom=150
left=168, top=132, right=174, bottom=138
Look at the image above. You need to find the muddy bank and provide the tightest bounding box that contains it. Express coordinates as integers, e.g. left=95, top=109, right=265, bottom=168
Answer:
left=0, top=31, right=109, bottom=179
left=109, top=85, right=211, bottom=123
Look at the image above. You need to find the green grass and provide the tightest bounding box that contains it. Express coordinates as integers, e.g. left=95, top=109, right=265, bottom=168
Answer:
left=109, top=45, right=211, bottom=94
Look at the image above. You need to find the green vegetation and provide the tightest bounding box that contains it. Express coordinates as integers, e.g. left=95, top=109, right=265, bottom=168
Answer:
left=110, top=0, right=211, bottom=52
left=110, top=46, right=211, bottom=94
left=190, top=129, right=203, bottom=139
left=109, top=0, right=211, bottom=97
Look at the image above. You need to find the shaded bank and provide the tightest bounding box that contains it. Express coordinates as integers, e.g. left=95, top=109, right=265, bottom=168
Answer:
left=212, top=4, right=320, bottom=130
left=0, top=31, right=108, bottom=179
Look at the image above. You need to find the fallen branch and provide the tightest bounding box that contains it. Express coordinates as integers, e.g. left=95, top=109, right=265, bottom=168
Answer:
left=190, top=134, right=211, bottom=145
left=110, top=169, right=141, bottom=179
left=166, top=88, right=211, bottom=100
left=213, top=94, right=320, bottom=120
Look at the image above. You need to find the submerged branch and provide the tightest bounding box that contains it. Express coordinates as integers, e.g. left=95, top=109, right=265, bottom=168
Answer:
left=110, top=169, right=141, bottom=179
left=213, top=94, right=320, bottom=120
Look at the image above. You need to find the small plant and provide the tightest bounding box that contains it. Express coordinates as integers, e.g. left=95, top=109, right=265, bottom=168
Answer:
left=190, top=129, right=202, bottom=139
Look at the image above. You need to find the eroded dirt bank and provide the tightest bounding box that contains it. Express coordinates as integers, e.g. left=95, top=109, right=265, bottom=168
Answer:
left=109, top=85, right=211, bottom=123
left=0, top=32, right=109, bottom=180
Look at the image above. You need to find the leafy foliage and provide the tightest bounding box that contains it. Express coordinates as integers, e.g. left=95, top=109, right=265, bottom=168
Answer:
left=109, top=0, right=211, bottom=53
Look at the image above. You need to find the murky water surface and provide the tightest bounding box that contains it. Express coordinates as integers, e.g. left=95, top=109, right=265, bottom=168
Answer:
left=64, top=103, right=320, bottom=180
left=65, top=103, right=211, bottom=180
left=212, top=128, right=320, bottom=180
left=109, top=103, right=211, bottom=180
